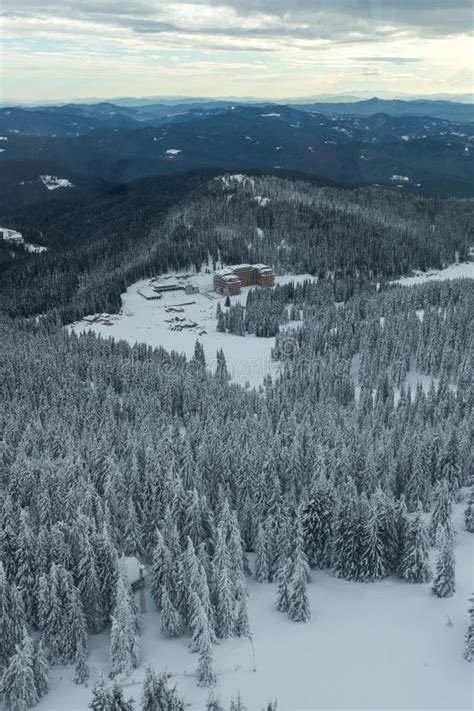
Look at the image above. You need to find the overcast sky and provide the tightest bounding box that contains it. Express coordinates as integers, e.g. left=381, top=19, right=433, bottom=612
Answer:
left=1, top=0, right=473, bottom=102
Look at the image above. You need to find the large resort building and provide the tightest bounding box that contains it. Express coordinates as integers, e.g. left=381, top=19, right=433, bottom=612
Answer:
left=213, top=263, right=275, bottom=296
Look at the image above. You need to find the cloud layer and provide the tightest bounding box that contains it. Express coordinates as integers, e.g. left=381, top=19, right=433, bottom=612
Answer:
left=1, top=0, right=472, bottom=101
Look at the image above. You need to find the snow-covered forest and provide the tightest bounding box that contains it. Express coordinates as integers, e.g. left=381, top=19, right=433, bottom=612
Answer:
left=1, top=263, right=473, bottom=709
left=1, top=175, right=472, bottom=322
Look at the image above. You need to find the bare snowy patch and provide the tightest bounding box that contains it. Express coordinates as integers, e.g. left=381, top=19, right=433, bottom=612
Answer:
left=39, top=175, right=74, bottom=190
left=392, top=261, right=474, bottom=287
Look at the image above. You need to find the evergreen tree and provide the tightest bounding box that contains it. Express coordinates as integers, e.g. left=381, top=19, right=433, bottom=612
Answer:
left=206, top=691, right=225, bottom=711
left=213, top=529, right=235, bottom=639
left=89, top=674, right=111, bottom=711
left=431, top=528, right=456, bottom=598
left=287, top=548, right=310, bottom=624
left=429, top=480, right=453, bottom=545
left=464, top=488, right=474, bottom=533
left=215, top=349, right=230, bottom=382
left=464, top=593, right=474, bottom=662
left=254, top=523, right=269, bottom=583
left=234, top=596, right=251, bottom=638
left=359, top=497, right=389, bottom=582
left=216, top=311, right=226, bottom=333
left=302, top=477, right=334, bottom=569
left=160, top=587, right=184, bottom=638
left=109, top=682, right=135, bottom=710
left=195, top=625, right=217, bottom=687
left=0, top=632, right=38, bottom=711
left=109, top=566, right=140, bottom=678
left=275, top=558, right=291, bottom=614
left=141, top=665, right=162, bottom=711
left=229, top=692, right=247, bottom=711
left=150, top=531, right=170, bottom=610
left=399, top=507, right=432, bottom=583
left=32, top=640, right=49, bottom=699
left=74, top=640, right=90, bottom=685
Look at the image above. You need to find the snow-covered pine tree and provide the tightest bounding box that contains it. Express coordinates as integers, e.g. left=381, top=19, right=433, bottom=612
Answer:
left=399, top=506, right=432, bottom=583
left=109, top=682, right=135, bottom=710
left=229, top=691, right=247, bottom=711
left=150, top=530, right=171, bottom=610
left=234, top=596, right=251, bottom=638
left=254, top=522, right=269, bottom=583
left=32, top=640, right=49, bottom=699
left=464, top=593, right=474, bottom=662
left=74, top=640, right=90, bottom=685
left=77, top=529, right=104, bottom=633
left=302, top=475, right=334, bottom=569
left=429, top=480, right=453, bottom=545
left=287, top=517, right=311, bottom=623
left=141, top=665, right=162, bottom=711
left=359, top=495, right=389, bottom=582
left=89, top=673, right=111, bottom=711
left=275, top=557, right=291, bottom=614
left=0, top=562, right=23, bottom=668
left=464, top=487, right=474, bottom=533
left=431, top=527, right=456, bottom=598
left=213, top=529, right=235, bottom=638
left=206, top=691, right=225, bottom=711
left=195, top=623, right=217, bottom=687
left=215, top=349, right=230, bottom=381
left=0, top=630, right=38, bottom=711
left=109, top=565, right=140, bottom=678
left=160, top=586, right=184, bottom=638
left=216, top=310, right=226, bottom=333
left=189, top=593, right=213, bottom=653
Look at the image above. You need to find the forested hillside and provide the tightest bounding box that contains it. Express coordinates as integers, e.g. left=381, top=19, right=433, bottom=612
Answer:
left=1, top=172, right=472, bottom=322
left=1, top=274, right=472, bottom=708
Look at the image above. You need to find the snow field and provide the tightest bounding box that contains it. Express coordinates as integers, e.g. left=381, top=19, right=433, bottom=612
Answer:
left=69, top=272, right=317, bottom=389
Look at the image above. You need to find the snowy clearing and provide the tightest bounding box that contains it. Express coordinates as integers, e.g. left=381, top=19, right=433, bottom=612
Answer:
left=69, top=272, right=317, bottom=389
left=38, top=503, right=473, bottom=711
left=166, top=149, right=182, bottom=156
left=39, top=175, right=74, bottom=190
left=392, top=261, right=474, bottom=287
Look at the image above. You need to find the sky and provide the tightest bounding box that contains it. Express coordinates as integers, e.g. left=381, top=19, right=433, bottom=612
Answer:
left=0, top=0, right=473, bottom=103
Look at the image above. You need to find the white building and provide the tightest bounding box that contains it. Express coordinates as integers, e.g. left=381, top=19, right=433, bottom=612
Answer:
left=1, top=228, right=24, bottom=246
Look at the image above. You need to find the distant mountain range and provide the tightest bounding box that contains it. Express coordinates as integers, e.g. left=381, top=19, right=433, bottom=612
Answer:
left=0, top=100, right=472, bottom=210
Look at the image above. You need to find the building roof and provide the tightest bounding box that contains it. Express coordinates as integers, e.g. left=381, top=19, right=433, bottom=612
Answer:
left=220, top=274, right=241, bottom=283
left=230, top=263, right=253, bottom=270
left=214, top=268, right=235, bottom=276
left=253, top=263, right=272, bottom=271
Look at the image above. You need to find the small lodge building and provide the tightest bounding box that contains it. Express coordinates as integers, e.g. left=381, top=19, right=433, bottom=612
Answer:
left=213, top=263, right=275, bottom=296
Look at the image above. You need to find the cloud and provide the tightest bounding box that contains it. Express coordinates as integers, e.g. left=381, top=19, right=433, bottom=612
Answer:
left=351, top=56, right=421, bottom=64
left=1, top=0, right=472, bottom=100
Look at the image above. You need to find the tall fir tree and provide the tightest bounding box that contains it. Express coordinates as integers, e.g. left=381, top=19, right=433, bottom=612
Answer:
left=32, top=640, right=49, bottom=699
left=109, top=565, right=140, bottom=678
left=160, top=587, right=184, bottom=638
left=399, top=506, right=432, bottom=583
left=464, top=488, right=474, bottom=533
left=431, top=527, right=456, bottom=598
left=0, top=631, right=38, bottom=711
left=464, top=593, right=474, bottom=662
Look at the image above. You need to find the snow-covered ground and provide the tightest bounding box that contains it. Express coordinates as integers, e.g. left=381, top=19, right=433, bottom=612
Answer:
left=39, top=175, right=74, bottom=190
left=392, top=261, right=474, bottom=287
left=69, top=272, right=317, bottom=389
left=38, top=503, right=473, bottom=711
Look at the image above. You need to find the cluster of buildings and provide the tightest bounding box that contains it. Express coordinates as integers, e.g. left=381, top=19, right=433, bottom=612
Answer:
left=138, top=278, right=200, bottom=300
left=1, top=228, right=24, bottom=246
left=213, top=263, right=275, bottom=296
